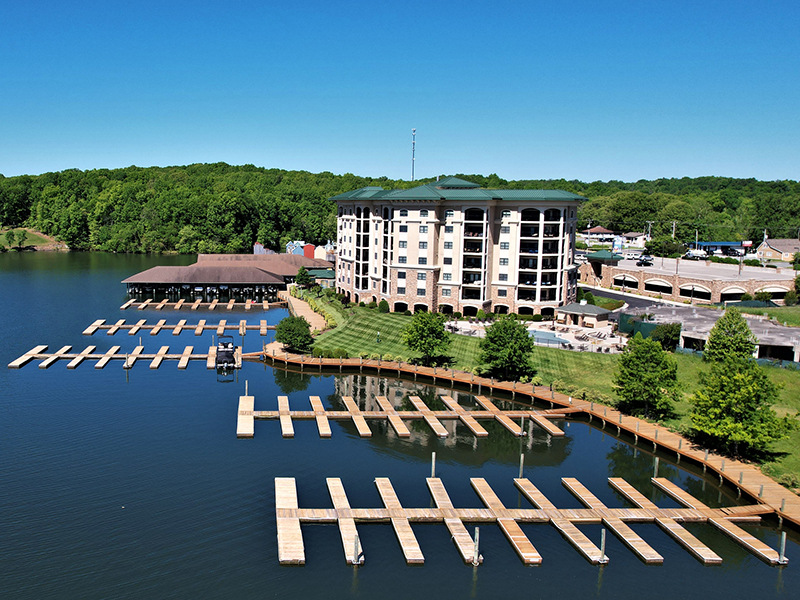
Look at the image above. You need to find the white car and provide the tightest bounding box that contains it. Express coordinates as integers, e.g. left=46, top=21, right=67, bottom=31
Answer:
left=624, top=252, right=638, bottom=260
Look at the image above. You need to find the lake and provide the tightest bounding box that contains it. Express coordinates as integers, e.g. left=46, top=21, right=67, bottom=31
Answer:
left=0, top=252, right=797, bottom=599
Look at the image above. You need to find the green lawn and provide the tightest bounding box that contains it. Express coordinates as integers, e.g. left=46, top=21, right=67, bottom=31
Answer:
left=0, top=229, right=52, bottom=248
left=738, top=306, right=800, bottom=328
left=309, top=294, right=800, bottom=484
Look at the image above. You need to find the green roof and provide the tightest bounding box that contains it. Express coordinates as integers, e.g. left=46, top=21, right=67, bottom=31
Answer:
left=331, top=179, right=587, bottom=203
left=558, top=302, right=612, bottom=316
left=307, top=268, right=335, bottom=279
left=586, top=250, right=624, bottom=261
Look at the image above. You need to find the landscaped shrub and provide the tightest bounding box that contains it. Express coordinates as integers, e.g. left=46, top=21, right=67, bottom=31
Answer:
left=358, top=351, right=370, bottom=359
left=743, top=259, right=761, bottom=267
left=367, top=300, right=377, bottom=309
left=331, top=348, right=349, bottom=358
left=359, top=301, right=366, bottom=307
left=404, top=310, right=412, bottom=316
left=531, top=314, right=544, bottom=322
left=378, top=299, right=389, bottom=313
left=453, top=312, right=462, bottom=320
left=766, top=264, right=778, bottom=269
left=740, top=292, right=753, bottom=301
left=476, top=309, right=486, bottom=321
left=382, top=354, right=394, bottom=362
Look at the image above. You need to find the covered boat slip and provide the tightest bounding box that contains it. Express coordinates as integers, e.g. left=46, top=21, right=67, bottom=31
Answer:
left=121, top=253, right=333, bottom=297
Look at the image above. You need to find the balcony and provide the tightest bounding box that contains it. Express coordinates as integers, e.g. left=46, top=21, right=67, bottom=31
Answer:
left=520, top=226, right=539, bottom=238
left=518, top=289, right=537, bottom=301
left=462, top=273, right=482, bottom=285
left=541, top=258, right=559, bottom=270
left=541, top=242, right=559, bottom=254
left=519, top=257, right=538, bottom=270
left=462, top=288, right=482, bottom=300
left=464, top=241, right=483, bottom=253
left=520, top=242, right=539, bottom=254
left=518, top=275, right=537, bottom=287
left=541, top=275, right=558, bottom=286
left=543, top=225, right=559, bottom=238
left=464, top=224, right=484, bottom=237
left=463, top=256, right=483, bottom=269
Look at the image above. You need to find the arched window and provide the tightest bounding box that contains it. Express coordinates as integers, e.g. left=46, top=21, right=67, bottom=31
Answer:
left=544, top=208, right=560, bottom=221
left=399, top=209, right=408, bottom=217
left=338, top=207, right=343, bottom=217
left=521, top=208, right=540, bottom=222
left=383, top=207, right=389, bottom=220
left=465, top=208, right=484, bottom=221
left=356, top=207, right=362, bottom=218
left=364, top=208, right=371, bottom=218
left=420, top=209, right=429, bottom=217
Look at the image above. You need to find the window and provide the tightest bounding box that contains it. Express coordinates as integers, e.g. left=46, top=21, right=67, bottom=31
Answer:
left=399, top=225, right=408, bottom=233
left=418, top=272, right=426, bottom=280
left=500, top=226, right=510, bottom=234
left=420, top=209, right=429, bottom=217
left=375, top=238, right=378, bottom=245
left=499, top=258, right=508, bottom=266
left=442, top=288, right=451, bottom=297
left=444, top=242, right=453, bottom=249
left=397, top=271, right=406, bottom=279
left=445, top=225, right=453, bottom=233
left=397, top=287, right=406, bottom=294
left=399, top=256, right=407, bottom=264
left=500, top=242, right=510, bottom=250
left=419, top=242, right=427, bottom=249
left=498, top=289, right=507, bottom=297
left=399, top=241, right=407, bottom=248
left=400, top=209, right=408, bottom=217
left=417, top=288, right=426, bottom=296
left=502, top=210, right=511, bottom=218
left=445, top=209, right=454, bottom=218
left=442, top=273, right=451, bottom=281
left=499, top=274, right=508, bottom=281
left=418, top=257, right=427, bottom=265
left=443, top=257, right=452, bottom=265
left=419, top=226, right=428, bottom=233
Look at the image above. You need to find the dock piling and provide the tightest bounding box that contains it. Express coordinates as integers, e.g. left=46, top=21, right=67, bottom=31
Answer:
left=431, top=452, right=436, bottom=478
left=779, top=532, right=787, bottom=564
left=472, top=527, right=480, bottom=567
left=518, top=453, right=524, bottom=479
left=600, top=528, right=607, bottom=564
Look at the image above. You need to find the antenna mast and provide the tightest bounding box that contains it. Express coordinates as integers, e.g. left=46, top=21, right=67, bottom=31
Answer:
left=411, top=128, right=416, bottom=181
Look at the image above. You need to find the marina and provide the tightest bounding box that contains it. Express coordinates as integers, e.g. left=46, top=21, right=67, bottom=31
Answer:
left=81, top=318, right=275, bottom=336
left=275, top=476, right=785, bottom=566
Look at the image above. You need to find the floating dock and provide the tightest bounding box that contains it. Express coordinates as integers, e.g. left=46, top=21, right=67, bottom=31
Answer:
left=236, top=393, right=569, bottom=440
left=82, top=319, right=274, bottom=337
left=8, top=344, right=241, bottom=370
left=275, top=476, right=784, bottom=567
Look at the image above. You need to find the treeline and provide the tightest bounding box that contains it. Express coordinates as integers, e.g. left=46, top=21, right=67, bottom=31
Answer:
left=1, top=163, right=798, bottom=253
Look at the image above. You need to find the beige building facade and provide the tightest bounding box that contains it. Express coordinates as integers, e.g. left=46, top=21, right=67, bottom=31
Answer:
left=333, top=177, right=585, bottom=316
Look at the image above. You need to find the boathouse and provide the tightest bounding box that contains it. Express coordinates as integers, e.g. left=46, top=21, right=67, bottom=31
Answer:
left=122, top=253, right=333, bottom=296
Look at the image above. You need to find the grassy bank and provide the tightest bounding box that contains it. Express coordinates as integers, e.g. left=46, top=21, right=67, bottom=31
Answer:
left=308, top=294, right=800, bottom=485
left=738, top=306, right=800, bottom=328
left=1, top=228, right=57, bottom=248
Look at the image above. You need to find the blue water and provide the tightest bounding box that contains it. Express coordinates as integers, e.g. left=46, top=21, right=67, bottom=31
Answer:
left=0, top=252, right=797, bottom=599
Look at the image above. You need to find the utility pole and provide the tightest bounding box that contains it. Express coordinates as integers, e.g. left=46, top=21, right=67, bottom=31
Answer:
left=646, top=221, right=653, bottom=240
left=671, top=221, right=677, bottom=239
left=411, top=128, right=416, bottom=181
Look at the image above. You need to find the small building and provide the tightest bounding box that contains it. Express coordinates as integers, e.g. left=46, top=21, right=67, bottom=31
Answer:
left=622, top=232, right=647, bottom=248
left=307, top=268, right=336, bottom=288
left=582, top=226, right=614, bottom=243
left=756, top=238, right=800, bottom=262
left=556, top=302, right=611, bottom=328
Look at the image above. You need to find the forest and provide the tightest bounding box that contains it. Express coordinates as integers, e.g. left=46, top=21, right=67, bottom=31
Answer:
left=0, top=163, right=798, bottom=253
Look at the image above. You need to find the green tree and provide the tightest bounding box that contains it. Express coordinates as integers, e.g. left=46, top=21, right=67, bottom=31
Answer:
left=613, top=333, right=680, bottom=419
left=15, top=229, right=27, bottom=248
left=275, top=316, right=314, bottom=353
left=295, top=266, right=313, bottom=288
left=703, top=308, right=756, bottom=362
left=784, top=289, right=798, bottom=306
left=754, top=291, right=773, bottom=303
left=651, top=323, right=682, bottom=352
left=691, top=358, right=797, bottom=457
left=4, top=229, right=16, bottom=248
left=378, top=299, right=389, bottom=313
left=401, top=311, right=451, bottom=366
left=479, top=315, right=535, bottom=381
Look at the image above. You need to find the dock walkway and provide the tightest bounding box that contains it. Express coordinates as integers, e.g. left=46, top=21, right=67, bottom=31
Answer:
left=275, top=476, right=785, bottom=567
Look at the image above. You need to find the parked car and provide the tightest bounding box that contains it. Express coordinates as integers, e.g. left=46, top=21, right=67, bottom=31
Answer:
left=636, top=257, right=653, bottom=266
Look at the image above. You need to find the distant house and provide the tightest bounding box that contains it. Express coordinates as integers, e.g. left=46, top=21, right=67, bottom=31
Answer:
left=756, top=238, right=800, bottom=262
left=314, top=241, right=337, bottom=262
left=622, top=232, right=647, bottom=248
left=582, top=226, right=614, bottom=243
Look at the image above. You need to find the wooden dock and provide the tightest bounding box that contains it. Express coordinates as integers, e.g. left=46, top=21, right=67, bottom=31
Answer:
left=239, top=393, right=567, bottom=440
left=82, top=318, right=275, bottom=336
left=276, top=475, right=782, bottom=567
left=120, top=298, right=287, bottom=311
left=8, top=344, right=239, bottom=370
left=248, top=345, right=800, bottom=533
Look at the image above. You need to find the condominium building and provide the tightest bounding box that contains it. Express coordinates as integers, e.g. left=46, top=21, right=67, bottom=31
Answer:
left=332, top=177, right=586, bottom=316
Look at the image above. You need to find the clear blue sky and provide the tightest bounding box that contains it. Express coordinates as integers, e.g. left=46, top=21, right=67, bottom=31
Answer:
left=1, top=0, right=798, bottom=182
